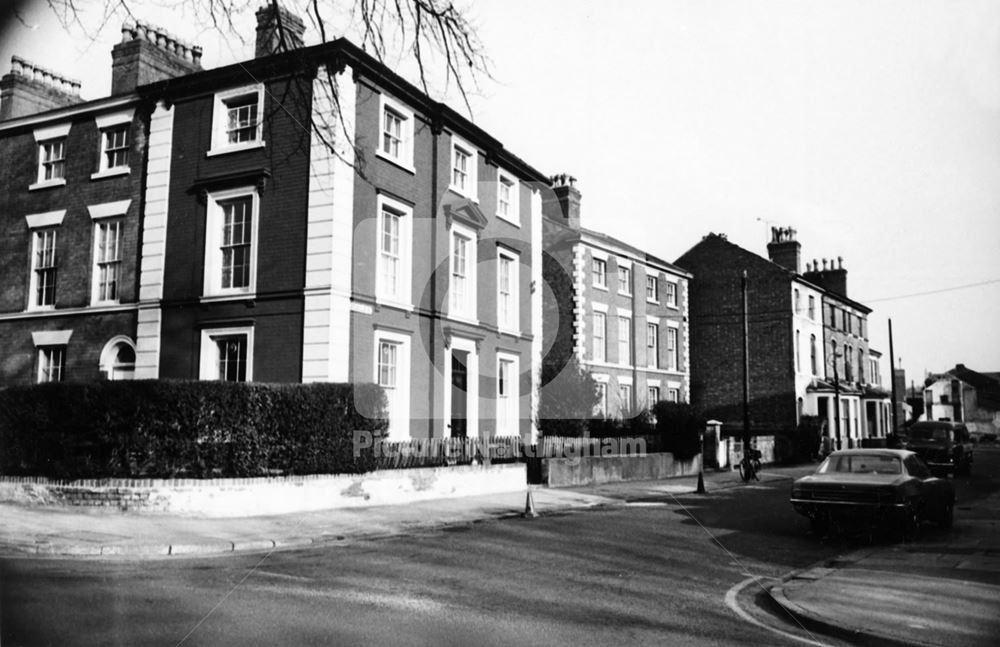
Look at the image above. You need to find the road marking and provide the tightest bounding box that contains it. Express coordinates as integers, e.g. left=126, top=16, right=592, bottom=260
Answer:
left=724, top=577, right=834, bottom=647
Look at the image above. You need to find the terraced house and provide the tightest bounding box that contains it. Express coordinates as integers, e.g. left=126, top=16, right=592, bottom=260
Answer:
left=1, top=6, right=552, bottom=444
left=543, top=176, right=692, bottom=417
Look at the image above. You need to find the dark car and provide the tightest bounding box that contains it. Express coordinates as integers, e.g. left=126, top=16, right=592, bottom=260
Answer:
left=790, top=449, right=954, bottom=538
left=905, top=421, right=974, bottom=476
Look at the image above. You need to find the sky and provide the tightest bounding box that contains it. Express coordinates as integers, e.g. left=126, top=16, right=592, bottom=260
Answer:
left=2, top=0, right=998, bottom=383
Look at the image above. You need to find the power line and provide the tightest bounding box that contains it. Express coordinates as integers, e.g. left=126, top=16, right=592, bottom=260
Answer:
left=861, top=278, right=1000, bottom=303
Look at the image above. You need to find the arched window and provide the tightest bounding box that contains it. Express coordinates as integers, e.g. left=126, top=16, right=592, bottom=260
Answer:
left=100, top=336, right=136, bottom=380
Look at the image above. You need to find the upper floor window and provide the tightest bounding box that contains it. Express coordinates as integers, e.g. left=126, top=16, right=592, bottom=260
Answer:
left=646, top=322, right=659, bottom=368
left=377, top=94, right=414, bottom=170
left=808, top=295, right=816, bottom=320
left=203, top=187, right=258, bottom=297
left=93, top=109, right=134, bottom=178
left=30, top=123, right=70, bottom=190
left=794, top=288, right=801, bottom=314
left=618, top=316, right=632, bottom=365
left=37, top=346, right=65, bottom=383
left=497, top=248, right=519, bottom=332
left=210, top=85, right=264, bottom=155
left=665, top=281, right=677, bottom=307
left=449, top=222, right=477, bottom=320
left=39, top=140, right=66, bottom=182
left=94, top=219, right=123, bottom=303
left=618, top=265, right=632, bottom=295
left=450, top=135, right=478, bottom=200
left=200, top=327, right=253, bottom=381
left=592, top=258, right=607, bottom=289
left=375, top=195, right=413, bottom=307
left=497, top=171, right=519, bottom=225
left=30, top=228, right=58, bottom=309
left=858, top=349, right=865, bottom=384
left=592, top=311, right=607, bottom=362
left=810, top=334, right=818, bottom=375
left=646, top=275, right=658, bottom=302
left=795, top=329, right=801, bottom=373
left=666, top=326, right=679, bottom=371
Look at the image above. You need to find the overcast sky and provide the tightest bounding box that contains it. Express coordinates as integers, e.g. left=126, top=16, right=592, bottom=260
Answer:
left=3, top=0, right=998, bottom=383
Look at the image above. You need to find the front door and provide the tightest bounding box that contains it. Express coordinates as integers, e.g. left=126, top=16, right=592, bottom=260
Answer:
left=450, top=350, right=468, bottom=439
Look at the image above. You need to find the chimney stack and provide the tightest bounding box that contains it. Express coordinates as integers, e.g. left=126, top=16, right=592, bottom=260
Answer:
left=255, top=3, right=306, bottom=57
left=0, top=57, right=81, bottom=121
left=803, top=256, right=849, bottom=297
left=543, top=174, right=582, bottom=229
left=111, top=21, right=202, bottom=94
left=766, top=225, right=801, bottom=274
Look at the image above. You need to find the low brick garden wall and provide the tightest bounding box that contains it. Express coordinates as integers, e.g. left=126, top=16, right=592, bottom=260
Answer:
left=0, top=463, right=528, bottom=517
left=543, top=453, right=701, bottom=487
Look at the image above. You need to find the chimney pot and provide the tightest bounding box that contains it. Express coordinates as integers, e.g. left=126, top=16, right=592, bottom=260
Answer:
left=543, top=172, right=583, bottom=229
left=110, top=20, right=201, bottom=94
left=255, top=3, right=306, bottom=57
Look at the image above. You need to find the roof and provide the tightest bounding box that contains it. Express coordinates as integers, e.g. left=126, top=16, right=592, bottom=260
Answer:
left=948, top=364, right=1000, bottom=410
left=676, top=233, right=872, bottom=313
left=579, top=227, right=692, bottom=277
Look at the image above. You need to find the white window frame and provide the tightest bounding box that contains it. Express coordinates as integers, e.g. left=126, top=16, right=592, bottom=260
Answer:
left=648, top=384, right=661, bottom=407
left=199, top=326, right=254, bottom=382
left=88, top=200, right=131, bottom=305
left=592, top=307, right=607, bottom=363
left=203, top=186, right=260, bottom=298
left=618, top=376, right=633, bottom=415
left=496, top=247, right=520, bottom=333
left=30, top=123, right=70, bottom=190
left=665, top=281, right=678, bottom=307
left=36, top=346, right=66, bottom=383
left=592, top=258, right=608, bottom=290
left=617, top=264, right=632, bottom=296
left=92, top=109, right=134, bottom=179
left=375, top=194, right=413, bottom=309
left=376, top=93, right=415, bottom=172
left=449, top=134, right=478, bottom=201
left=496, top=352, right=520, bottom=437
left=448, top=221, right=478, bottom=322
left=25, top=210, right=66, bottom=312
left=374, top=329, right=412, bottom=440
left=646, top=274, right=659, bottom=303
left=496, top=169, right=520, bottom=226
left=666, top=388, right=680, bottom=403
left=208, top=84, right=265, bottom=156
left=666, top=324, right=679, bottom=371
left=646, top=321, right=659, bottom=368
left=618, top=315, right=632, bottom=366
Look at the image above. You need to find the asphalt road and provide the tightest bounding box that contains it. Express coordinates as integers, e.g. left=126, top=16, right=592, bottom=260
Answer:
left=2, top=451, right=997, bottom=647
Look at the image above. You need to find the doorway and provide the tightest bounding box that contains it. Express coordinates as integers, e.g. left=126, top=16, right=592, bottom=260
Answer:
left=450, top=350, right=469, bottom=439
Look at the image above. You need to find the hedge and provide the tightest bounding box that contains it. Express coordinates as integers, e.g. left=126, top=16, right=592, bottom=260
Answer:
left=0, top=380, right=388, bottom=479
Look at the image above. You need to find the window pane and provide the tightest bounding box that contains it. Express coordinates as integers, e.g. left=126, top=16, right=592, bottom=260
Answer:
left=220, top=197, right=253, bottom=289
left=226, top=98, right=259, bottom=143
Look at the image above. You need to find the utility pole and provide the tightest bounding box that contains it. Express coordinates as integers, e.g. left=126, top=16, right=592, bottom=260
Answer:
left=889, top=318, right=899, bottom=441
left=741, top=271, right=751, bottom=457
left=832, top=342, right=842, bottom=450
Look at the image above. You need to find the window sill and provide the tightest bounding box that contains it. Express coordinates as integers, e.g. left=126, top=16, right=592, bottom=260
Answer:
left=25, top=305, right=56, bottom=313
left=646, top=298, right=659, bottom=305
left=618, top=291, right=633, bottom=298
left=375, top=149, right=416, bottom=174
left=374, top=298, right=414, bottom=313
left=91, top=167, right=130, bottom=180
left=200, top=293, right=256, bottom=304
left=28, top=179, right=66, bottom=191
left=498, top=327, right=522, bottom=338
left=592, top=284, right=608, bottom=292
left=445, top=313, right=480, bottom=327
left=206, top=141, right=266, bottom=157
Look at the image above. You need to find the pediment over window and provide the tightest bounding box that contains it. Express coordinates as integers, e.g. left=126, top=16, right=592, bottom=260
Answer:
left=443, top=198, right=488, bottom=231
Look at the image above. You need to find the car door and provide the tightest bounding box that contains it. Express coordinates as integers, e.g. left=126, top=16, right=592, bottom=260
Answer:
left=905, top=455, right=946, bottom=519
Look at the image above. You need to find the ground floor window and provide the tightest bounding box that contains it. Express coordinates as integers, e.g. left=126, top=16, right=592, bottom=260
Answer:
left=200, top=327, right=253, bottom=382
left=375, top=329, right=411, bottom=440
left=37, top=346, right=65, bottom=383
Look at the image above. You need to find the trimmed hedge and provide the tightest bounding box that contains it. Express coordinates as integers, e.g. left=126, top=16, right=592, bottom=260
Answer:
left=652, top=402, right=705, bottom=461
left=0, top=380, right=388, bottom=479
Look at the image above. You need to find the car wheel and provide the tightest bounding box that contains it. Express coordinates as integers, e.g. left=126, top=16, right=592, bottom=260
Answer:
left=940, top=500, right=954, bottom=528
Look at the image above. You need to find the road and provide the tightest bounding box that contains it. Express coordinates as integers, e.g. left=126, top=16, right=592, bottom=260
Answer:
left=2, top=450, right=997, bottom=647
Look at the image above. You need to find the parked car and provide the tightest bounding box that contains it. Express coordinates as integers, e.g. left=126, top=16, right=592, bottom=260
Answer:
left=905, top=421, right=974, bottom=476
left=790, top=449, right=954, bottom=538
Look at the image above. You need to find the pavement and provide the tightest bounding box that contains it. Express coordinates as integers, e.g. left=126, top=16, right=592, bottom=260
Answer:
left=3, top=461, right=999, bottom=646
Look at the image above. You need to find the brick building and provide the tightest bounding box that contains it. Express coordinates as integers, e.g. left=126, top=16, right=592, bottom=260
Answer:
left=676, top=228, right=890, bottom=447
left=0, top=36, right=195, bottom=384
left=543, top=176, right=691, bottom=418
left=1, top=8, right=555, bottom=445
left=923, top=364, right=1000, bottom=439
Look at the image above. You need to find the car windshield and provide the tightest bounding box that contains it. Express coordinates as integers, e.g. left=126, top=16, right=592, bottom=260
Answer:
left=818, top=454, right=901, bottom=475
left=909, top=427, right=950, bottom=442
